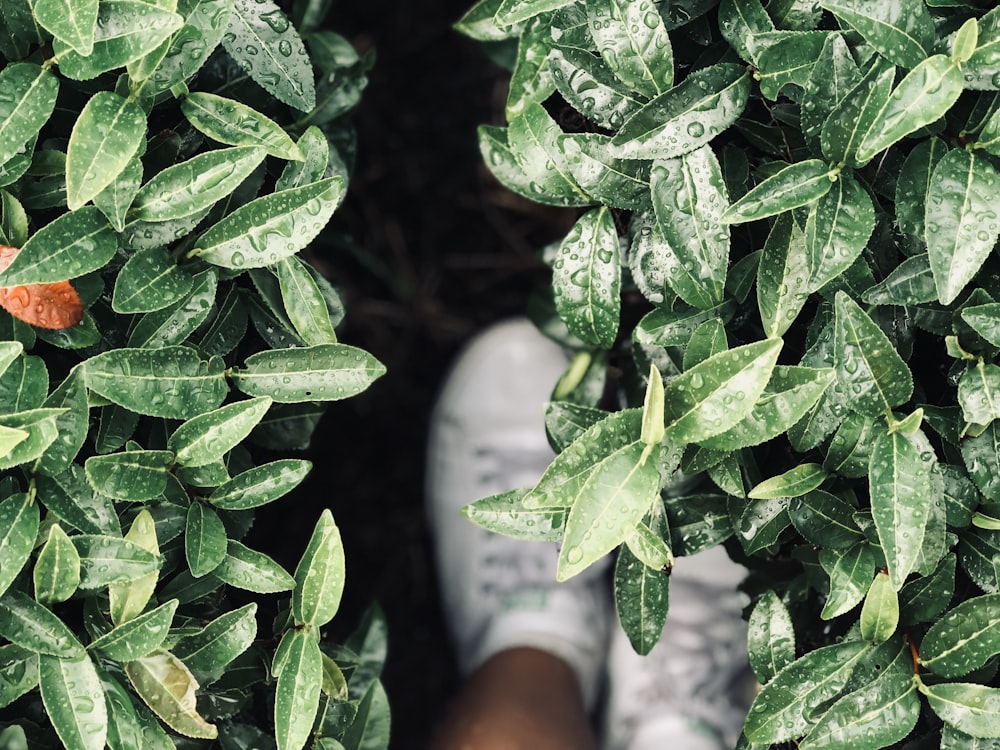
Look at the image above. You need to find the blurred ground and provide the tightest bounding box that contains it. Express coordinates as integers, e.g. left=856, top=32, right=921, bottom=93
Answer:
left=250, top=2, right=571, bottom=747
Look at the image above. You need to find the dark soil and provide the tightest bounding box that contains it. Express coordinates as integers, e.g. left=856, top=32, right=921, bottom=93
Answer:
left=250, top=2, right=571, bottom=748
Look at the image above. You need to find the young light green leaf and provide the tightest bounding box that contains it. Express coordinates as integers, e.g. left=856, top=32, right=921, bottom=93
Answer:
left=292, top=509, right=345, bottom=626
left=180, top=92, right=304, bottom=160
left=125, top=650, right=218, bottom=739
left=84, top=450, right=173, bottom=501
left=223, top=0, right=316, bottom=111
left=614, top=541, right=669, bottom=656
left=586, top=0, right=673, bottom=99
left=190, top=178, right=342, bottom=269
left=834, top=292, right=913, bottom=417
left=922, top=681, right=1000, bottom=739
left=820, top=61, right=894, bottom=168
left=860, top=571, right=899, bottom=643
left=33, top=0, right=98, bottom=55
left=649, top=146, right=730, bottom=310
left=805, top=175, right=874, bottom=293
left=610, top=63, right=750, bottom=160
left=926, top=148, right=1000, bottom=305
left=857, top=55, right=963, bottom=164
left=749, top=463, right=828, bottom=500
left=748, top=590, right=795, bottom=684
left=870, top=429, right=932, bottom=590
left=664, top=338, right=782, bottom=443
left=640, top=364, right=665, bottom=446
left=214, top=540, right=295, bottom=593
left=0, top=64, right=58, bottom=168
left=953, top=18, right=979, bottom=65
left=0, top=589, right=84, bottom=656
left=757, top=212, right=809, bottom=338
left=172, top=603, right=256, bottom=673
left=549, top=47, right=643, bottom=132
left=721, top=160, right=834, bottom=224
left=88, top=600, right=178, bottom=661
left=552, top=206, right=620, bottom=348
left=33, top=523, right=80, bottom=605
left=273, top=628, right=322, bottom=750
left=507, top=103, right=590, bottom=204
left=39, top=653, right=107, bottom=750
left=463, top=489, right=567, bottom=542
left=276, top=257, right=338, bottom=345
left=743, top=640, right=869, bottom=744
left=83, top=347, right=227, bottom=419
left=818, top=0, right=934, bottom=69
left=230, top=344, right=385, bottom=402
left=72, top=534, right=160, bottom=589
left=0, top=206, right=114, bottom=285
left=185, top=502, right=227, bottom=577
left=921, top=593, right=1000, bottom=678
left=207, top=459, right=311, bottom=510
left=0, top=493, right=38, bottom=600
left=66, top=92, right=145, bottom=210
left=132, top=146, right=266, bottom=222
left=168, top=396, right=271, bottom=468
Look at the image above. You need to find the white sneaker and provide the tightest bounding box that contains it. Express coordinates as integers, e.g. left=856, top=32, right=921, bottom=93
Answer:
left=604, top=545, right=756, bottom=750
left=426, top=318, right=611, bottom=709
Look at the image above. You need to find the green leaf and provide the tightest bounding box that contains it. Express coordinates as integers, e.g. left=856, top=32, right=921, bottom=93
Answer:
left=463, top=489, right=567, bottom=542
left=862, top=254, right=937, bottom=306
left=818, top=0, right=934, bottom=69
left=821, top=542, right=876, bottom=619
left=649, top=146, right=729, bottom=309
left=834, top=292, right=913, bottom=417
left=614, top=540, right=669, bottom=656
left=664, top=339, right=782, bottom=443
left=561, top=134, right=649, bottom=211
left=870, top=428, right=932, bottom=590
left=900, top=552, right=955, bottom=625
left=34, top=0, right=98, bottom=55
left=857, top=55, right=963, bottom=164
left=112, top=247, right=194, bottom=314
left=185, top=502, right=227, bottom=577
left=743, top=640, right=869, bottom=744
left=0, top=644, right=38, bottom=709
left=718, top=0, right=774, bottom=63
left=507, top=103, right=590, bottom=204
left=274, top=628, right=322, bottom=750
left=231, top=344, right=384, bottom=402
left=223, top=0, right=315, bottom=111
left=805, top=175, right=874, bottom=293
left=180, top=92, right=303, bottom=160
left=0, top=64, right=58, bottom=169
left=454, top=0, right=512, bottom=41
left=738, top=496, right=791, bottom=555
left=895, top=138, right=948, bottom=238
left=549, top=47, right=643, bottom=132
left=102, top=671, right=167, bottom=750
left=860, top=570, right=899, bottom=643
left=926, top=148, right=1000, bottom=305
left=168, top=396, right=271, bottom=468
left=83, top=347, right=227, bottom=419
left=72, top=534, right=160, bottom=589
left=39, top=653, right=107, bottom=750
left=53, top=1, right=183, bottom=80
left=84, top=450, right=173, bottom=501
left=0, top=589, right=83, bottom=656
left=38, top=370, right=90, bottom=476
left=0, top=206, right=114, bottom=285
left=191, top=178, right=342, bottom=269
left=127, top=267, right=217, bottom=348
left=960, top=362, right=1000, bottom=427
left=277, top=126, right=330, bottom=191
left=66, top=92, right=146, bottom=210
left=789, top=489, right=864, bottom=548
left=552, top=206, right=620, bottom=347
left=757, top=212, right=810, bottom=338
left=132, top=146, right=267, bottom=222
left=965, top=304, right=1000, bottom=349
left=506, top=18, right=555, bottom=121
left=125, top=650, right=218, bottom=739
left=922, top=681, right=1000, bottom=738
left=33, top=524, right=80, bottom=605
left=820, top=60, right=894, bottom=168
left=921, top=593, right=1000, bottom=677
left=749, top=463, right=828, bottom=500
left=172, top=603, right=256, bottom=673
left=292, top=509, right=345, bottom=626
left=610, top=63, right=750, bottom=160
left=88, top=600, right=178, bottom=661
left=586, top=0, right=673, bottom=99
left=756, top=31, right=829, bottom=100
left=0, top=493, right=38, bottom=599
left=207, top=458, right=311, bottom=510
left=722, top=160, right=835, bottom=224
left=665, top=492, right=733, bottom=555
left=0, top=409, right=61, bottom=470
left=215, top=540, right=296, bottom=593
left=801, top=34, right=861, bottom=156
left=277, top=257, right=338, bottom=345
left=963, top=423, right=1000, bottom=502
left=36, top=466, right=119, bottom=536
left=748, top=590, right=795, bottom=684
left=799, top=643, right=919, bottom=749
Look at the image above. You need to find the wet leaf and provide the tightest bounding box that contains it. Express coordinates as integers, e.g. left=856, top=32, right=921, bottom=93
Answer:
left=738, top=496, right=791, bottom=555
left=506, top=17, right=555, bottom=121
left=959, top=362, right=1000, bottom=427
left=33, top=524, right=80, bottom=605
left=208, top=458, right=311, bottom=510
left=922, top=593, right=1000, bottom=678
left=0, top=65, right=57, bottom=170
left=454, top=0, right=512, bottom=41
left=463, top=488, right=566, bottom=542
left=900, top=553, right=955, bottom=625
left=38, top=370, right=89, bottom=476
left=749, top=463, right=827, bottom=500
left=34, top=0, right=97, bottom=54
left=614, top=537, right=669, bottom=655
left=293, top=509, right=345, bottom=626
left=223, top=0, right=315, bottom=111
left=0, top=493, right=37, bottom=599
left=862, top=254, right=937, bottom=306
left=186, top=502, right=227, bottom=577
left=756, top=212, right=809, bottom=338
left=665, top=492, right=733, bottom=555
left=805, top=175, right=874, bottom=293
left=922, top=681, right=1000, bottom=738
left=756, top=31, right=828, bottom=100
left=895, top=138, right=948, bottom=238
left=84, top=449, right=173, bottom=501
left=215, top=540, right=295, bottom=593
left=549, top=46, right=643, bottom=131
left=587, top=0, right=673, bottom=99
left=72, top=534, right=160, bottom=589
left=231, top=344, right=385, bottom=403
left=277, top=257, right=338, bottom=345
left=35, top=466, right=119, bottom=536
left=112, top=246, right=194, bottom=314
left=39, top=653, right=107, bottom=750
left=173, top=603, right=256, bottom=673
left=800, top=34, right=861, bottom=156
left=722, top=160, right=834, bottom=224
left=562, top=134, right=649, bottom=211
left=0, top=589, right=84, bottom=656
left=0, top=207, right=115, bottom=285
left=820, top=60, right=894, bottom=168
left=0, top=644, right=37, bottom=708
left=169, top=396, right=271, bottom=468
left=926, top=148, right=1000, bottom=305
left=611, top=63, right=750, bottom=160
left=125, top=650, right=218, bottom=739
left=861, top=570, right=899, bottom=644
left=127, top=267, right=217, bottom=348
left=748, top=590, right=795, bottom=685
left=962, top=421, right=1000, bottom=502
left=88, top=599, right=178, bottom=661
left=821, top=542, right=876, bottom=619
left=507, top=103, right=591, bottom=204
left=180, top=92, right=304, bottom=160
left=818, top=0, right=934, bottom=69
left=273, top=628, right=322, bottom=750
left=789, top=489, right=864, bottom=548
left=718, top=0, right=773, bottom=63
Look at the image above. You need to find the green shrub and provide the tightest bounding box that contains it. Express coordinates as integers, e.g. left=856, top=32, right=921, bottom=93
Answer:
left=0, top=0, right=390, bottom=748
left=459, top=0, right=1000, bottom=746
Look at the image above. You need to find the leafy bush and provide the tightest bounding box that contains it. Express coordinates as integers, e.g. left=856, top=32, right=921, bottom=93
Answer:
left=0, top=0, right=391, bottom=748
left=458, top=0, right=1000, bottom=746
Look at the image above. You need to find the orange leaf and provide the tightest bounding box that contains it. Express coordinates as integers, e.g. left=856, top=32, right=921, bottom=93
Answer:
left=0, top=245, right=84, bottom=329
